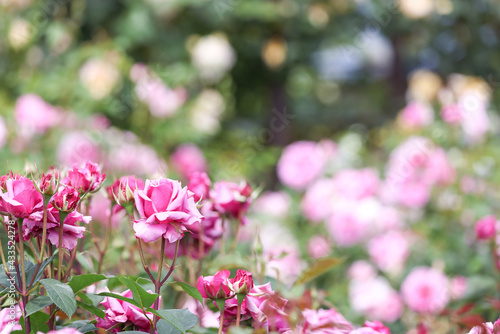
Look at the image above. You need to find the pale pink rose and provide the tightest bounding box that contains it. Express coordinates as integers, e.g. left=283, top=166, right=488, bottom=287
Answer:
left=107, top=142, right=166, bottom=176
left=187, top=172, right=211, bottom=202
left=362, top=321, right=391, bottom=334
left=301, top=178, right=336, bottom=223
left=23, top=203, right=90, bottom=250
left=349, top=276, right=403, bottom=323
left=133, top=178, right=203, bottom=243
left=245, top=283, right=289, bottom=333
left=252, top=191, right=291, bottom=218
left=459, top=92, right=489, bottom=143
left=368, top=231, right=410, bottom=273
left=0, top=176, right=43, bottom=219
left=423, top=148, right=455, bottom=185
left=97, top=289, right=154, bottom=333
left=42, top=328, right=83, bottom=334
left=197, top=269, right=232, bottom=299
left=181, top=297, right=219, bottom=328
left=348, top=261, right=377, bottom=281
left=301, top=308, right=353, bottom=334
left=307, top=235, right=331, bottom=259
left=401, top=267, right=450, bottom=314
left=57, top=131, right=101, bottom=167
left=441, top=103, right=462, bottom=124
left=129, top=63, right=149, bottom=82
left=467, top=323, right=494, bottom=334
left=0, top=116, right=7, bottom=148
left=277, top=141, right=326, bottom=190
left=475, top=215, right=497, bottom=240
left=331, top=168, right=379, bottom=200
left=15, top=94, right=60, bottom=135
left=326, top=199, right=378, bottom=247
left=399, top=101, right=434, bottom=129
left=450, top=276, right=467, bottom=300
left=171, top=144, right=207, bottom=178
left=0, top=304, right=22, bottom=334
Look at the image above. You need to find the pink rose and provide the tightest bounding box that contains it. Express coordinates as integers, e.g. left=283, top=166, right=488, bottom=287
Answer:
left=15, top=94, right=60, bottom=135
left=210, top=181, right=252, bottom=223
left=62, top=161, right=106, bottom=193
left=57, top=131, right=101, bottom=167
left=450, top=276, right=467, bottom=300
left=399, top=101, right=434, bottom=129
left=307, top=235, right=331, bottom=259
left=245, top=283, right=289, bottom=332
left=171, top=144, right=207, bottom=178
left=35, top=168, right=59, bottom=195
left=0, top=304, right=22, bottom=334
left=301, top=308, right=353, bottom=334
left=187, top=172, right=211, bottom=202
left=52, top=186, right=80, bottom=212
left=107, top=175, right=145, bottom=206
left=401, top=266, right=449, bottom=314
left=41, top=328, right=83, bottom=334
left=277, top=141, right=326, bottom=190
left=97, top=289, right=154, bottom=333
left=134, top=178, right=203, bottom=243
left=197, top=269, right=233, bottom=300
left=475, top=215, right=497, bottom=240
left=332, top=168, right=379, bottom=200
left=252, top=191, right=291, bottom=218
left=363, top=321, right=391, bottom=334
left=441, top=103, right=462, bottom=124
left=228, top=269, right=254, bottom=294
left=24, top=203, right=90, bottom=250
left=467, top=323, right=494, bottom=334
left=0, top=176, right=43, bottom=219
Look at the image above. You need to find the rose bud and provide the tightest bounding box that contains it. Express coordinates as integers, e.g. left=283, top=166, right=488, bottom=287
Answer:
left=187, top=172, right=211, bottom=202
left=0, top=171, right=22, bottom=192
left=197, top=269, right=233, bottom=300
left=52, top=186, right=80, bottom=212
left=35, top=168, right=59, bottom=196
left=228, top=269, right=253, bottom=295
left=62, top=161, right=106, bottom=194
left=107, top=175, right=145, bottom=206
left=475, top=215, right=497, bottom=240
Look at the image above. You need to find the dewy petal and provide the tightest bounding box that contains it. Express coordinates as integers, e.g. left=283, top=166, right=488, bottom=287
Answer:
left=133, top=220, right=168, bottom=242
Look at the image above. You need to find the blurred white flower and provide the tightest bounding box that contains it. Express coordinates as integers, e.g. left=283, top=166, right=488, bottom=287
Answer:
left=398, top=0, right=434, bottom=19
left=79, top=57, right=120, bottom=100
left=190, top=34, right=236, bottom=83
left=8, top=18, right=32, bottom=49
left=190, top=89, right=225, bottom=135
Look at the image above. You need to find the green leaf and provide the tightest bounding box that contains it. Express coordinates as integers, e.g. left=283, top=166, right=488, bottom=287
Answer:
left=40, top=279, right=77, bottom=318
left=77, top=292, right=104, bottom=307
left=25, top=295, right=53, bottom=317
left=62, top=320, right=99, bottom=333
left=25, top=255, right=56, bottom=288
left=27, top=311, right=50, bottom=333
left=294, top=257, right=343, bottom=286
left=148, top=308, right=199, bottom=334
left=119, top=276, right=158, bottom=309
left=173, top=281, right=204, bottom=306
left=77, top=300, right=105, bottom=319
left=68, top=274, right=108, bottom=293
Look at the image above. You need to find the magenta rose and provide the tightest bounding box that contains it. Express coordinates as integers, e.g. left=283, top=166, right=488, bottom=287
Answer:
left=0, top=176, right=43, bottom=219
left=133, top=178, right=203, bottom=243
left=62, top=161, right=106, bottom=193
left=52, top=186, right=80, bottom=212
left=228, top=269, right=254, bottom=295
left=475, top=215, right=497, bottom=240
left=23, top=203, right=90, bottom=250
left=210, top=181, right=252, bottom=223
left=197, top=269, right=233, bottom=300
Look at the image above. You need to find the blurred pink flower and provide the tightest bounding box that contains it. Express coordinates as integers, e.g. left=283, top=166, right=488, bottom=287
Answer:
left=246, top=283, right=289, bottom=333
left=332, top=168, right=379, bottom=200
left=458, top=92, right=489, bottom=143
left=450, top=276, right=467, bottom=300
left=401, top=267, right=449, bottom=314
left=0, top=116, right=7, bottom=148
left=43, top=328, right=84, bottom=334
left=399, top=101, right=434, bottom=129
left=441, top=103, right=462, bottom=124
left=348, top=261, right=377, bottom=281
left=57, top=132, right=101, bottom=167
left=187, top=172, right=211, bottom=202
left=0, top=304, right=22, bottom=334
left=171, top=144, right=207, bottom=178
left=368, top=230, right=410, bottom=273
left=134, top=178, right=203, bottom=243
left=89, top=192, right=125, bottom=228
left=15, top=94, right=60, bottom=135
left=301, top=178, right=336, bottom=223
left=349, top=276, right=403, bottom=323
left=107, top=141, right=166, bottom=176
left=467, top=322, right=494, bottom=334
left=301, top=308, right=353, bottom=334
left=307, top=235, right=331, bottom=259
left=252, top=191, right=291, bottom=218
left=277, top=141, right=327, bottom=190
left=210, top=181, right=252, bottom=223
left=475, top=215, right=497, bottom=240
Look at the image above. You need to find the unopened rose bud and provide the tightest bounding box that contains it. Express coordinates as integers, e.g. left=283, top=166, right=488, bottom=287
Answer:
left=35, top=168, right=59, bottom=196
left=228, top=269, right=253, bottom=295
left=107, top=175, right=144, bottom=206
left=52, top=186, right=80, bottom=212
left=197, top=270, right=233, bottom=300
